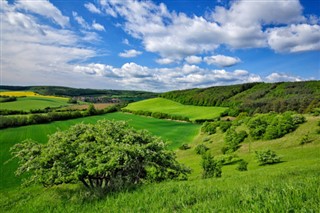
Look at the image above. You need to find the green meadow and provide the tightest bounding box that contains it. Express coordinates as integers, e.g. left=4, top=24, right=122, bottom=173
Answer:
left=0, top=114, right=319, bottom=212
left=124, top=97, right=228, bottom=121
left=0, top=112, right=200, bottom=190
left=0, top=96, right=70, bottom=111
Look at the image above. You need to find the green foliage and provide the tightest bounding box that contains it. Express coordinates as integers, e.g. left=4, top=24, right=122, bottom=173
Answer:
left=201, top=152, right=222, bottom=178
left=223, top=128, right=248, bottom=153
left=161, top=81, right=320, bottom=114
left=255, top=150, right=281, bottom=166
left=67, top=97, right=78, bottom=104
left=201, top=121, right=218, bottom=135
left=179, top=144, right=191, bottom=150
left=299, top=134, right=312, bottom=145
left=0, top=112, right=200, bottom=190
left=219, top=121, right=232, bottom=132
left=10, top=120, right=191, bottom=190
left=237, top=160, right=248, bottom=171
left=248, top=112, right=305, bottom=140
left=0, top=96, right=17, bottom=103
left=195, top=144, right=209, bottom=155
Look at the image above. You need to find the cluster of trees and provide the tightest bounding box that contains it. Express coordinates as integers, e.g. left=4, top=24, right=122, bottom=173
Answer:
left=0, top=105, right=118, bottom=129
left=222, top=128, right=248, bottom=154
left=247, top=112, right=305, bottom=140
left=122, top=109, right=190, bottom=122
left=10, top=120, right=190, bottom=190
left=161, top=81, right=320, bottom=114
left=201, top=120, right=232, bottom=135
left=0, top=95, right=17, bottom=103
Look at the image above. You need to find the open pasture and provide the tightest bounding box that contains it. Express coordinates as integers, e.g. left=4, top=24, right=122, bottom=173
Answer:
left=124, top=98, right=228, bottom=121
left=0, top=112, right=200, bottom=190
left=0, top=97, right=70, bottom=111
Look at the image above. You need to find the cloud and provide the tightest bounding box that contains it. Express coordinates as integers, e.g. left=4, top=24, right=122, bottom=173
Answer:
left=84, top=2, right=102, bottom=14
left=73, top=12, right=105, bottom=31
left=98, top=0, right=318, bottom=62
left=74, top=62, right=262, bottom=91
left=156, top=58, right=176, bottom=65
left=122, top=38, right=130, bottom=45
left=265, top=73, right=303, bottom=82
left=185, top=56, right=202, bottom=64
left=267, top=24, right=320, bottom=53
left=1, top=1, right=96, bottom=87
left=92, top=21, right=105, bottom=31
left=119, top=49, right=142, bottom=58
left=204, top=55, right=241, bottom=67
left=15, top=0, right=69, bottom=27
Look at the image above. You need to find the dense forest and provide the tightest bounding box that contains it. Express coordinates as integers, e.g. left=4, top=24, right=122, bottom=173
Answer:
left=0, top=85, right=157, bottom=100
left=161, top=81, right=320, bottom=114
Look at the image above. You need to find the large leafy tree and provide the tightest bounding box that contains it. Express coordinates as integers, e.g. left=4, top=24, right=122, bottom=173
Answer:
left=11, top=120, right=190, bottom=190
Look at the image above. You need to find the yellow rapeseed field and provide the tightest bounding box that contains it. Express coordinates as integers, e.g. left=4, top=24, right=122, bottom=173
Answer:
left=0, top=91, right=67, bottom=99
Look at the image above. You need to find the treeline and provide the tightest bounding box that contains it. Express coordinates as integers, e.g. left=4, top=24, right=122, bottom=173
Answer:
left=122, top=109, right=190, bottom=122
left=0, top=96, right=17, bottom=103
left=0, top=85, right=158, bottom=100
left=161, top=81, right=320, bottom=114
left=0, top=105, right=118, bottom=129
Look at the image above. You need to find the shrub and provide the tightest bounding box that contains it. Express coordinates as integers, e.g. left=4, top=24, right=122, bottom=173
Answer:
left=195, top=144, right=209, bottom=155
left=255, top=150, right=281, bottom=166
left=201, top=121, right=218, bottom=135
left=201, top=152, right=222, bottom=178
left=10, top=120, right=191, bottom=190
left=237, top=160, right=248, bottom=171
left=224, top=128, right=248, bottom=153
left=219, top=121, right=232, bottom=132
left=179, top=144, right=191, bottom=150
left=299, top=134, right=312, bottom=145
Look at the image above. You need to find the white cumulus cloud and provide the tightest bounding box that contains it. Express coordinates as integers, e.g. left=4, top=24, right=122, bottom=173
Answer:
left=119, top=49, right=142, bottom=58
left=204, top=55, right=241, bottom=67
left=185, top=56, right=202, bottom=64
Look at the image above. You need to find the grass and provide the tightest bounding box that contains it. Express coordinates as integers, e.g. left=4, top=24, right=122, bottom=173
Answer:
left=0, top=97, right=70, bottom=111
left=124, top=97, right=228, bottom=121
left=0, top=112, right=200, bottom=190
left=0, top=113, right=319, bottom=212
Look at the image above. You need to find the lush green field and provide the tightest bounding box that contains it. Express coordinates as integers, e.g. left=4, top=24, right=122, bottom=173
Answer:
left=0, top=115, right=319, bottom=212
left=0, top=96, right=70, bottom=111
left=124, top=97, right=228, bottom=121
left=0, top=112, right=200, bottom=190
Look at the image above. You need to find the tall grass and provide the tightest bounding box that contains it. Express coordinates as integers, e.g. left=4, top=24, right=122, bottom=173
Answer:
left=0, top=166, right=318, bottom=212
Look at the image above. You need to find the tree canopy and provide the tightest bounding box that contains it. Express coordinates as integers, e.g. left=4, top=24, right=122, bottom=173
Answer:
left=10, top=120, right=190, bottom=190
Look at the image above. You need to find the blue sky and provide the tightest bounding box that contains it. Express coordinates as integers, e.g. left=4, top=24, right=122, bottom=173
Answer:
left=1, top=0, right=319, bottom=92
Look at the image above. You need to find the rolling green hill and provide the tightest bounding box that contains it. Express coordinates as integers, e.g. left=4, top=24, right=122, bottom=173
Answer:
left=1, top=114, right=319, bottom=212
left=0, top=96, right=70, bottom=111
left=124, top=97, right=228, bottom=121
left=0, top=112, right=200, bottom=190
left=161, top=81, right=320, bottom=114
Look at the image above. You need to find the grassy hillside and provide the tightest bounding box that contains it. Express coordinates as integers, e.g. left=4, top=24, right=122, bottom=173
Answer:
left=0, top=96, right=70, bottom=111
left=161, top=81, right=320, bottom=114
left=0, top=115, right=319, bottom=212
left=0, top=112, right=200, bottom=190
left=124, top=97, right=228, bottom=121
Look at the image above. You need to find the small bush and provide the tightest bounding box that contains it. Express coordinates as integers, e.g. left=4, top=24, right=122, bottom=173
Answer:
left=201, top=122, right=218, bottom=135
left=202, top=137, right=211, bottom=143
left=179, top=144, right=191, bottom=150
left=195, top=144, right=209, bottom=155
left=219, top=121, right=232, bottom=132
left=299, top=134, right=312, bottom=145
left=237, top=160, right=248, bottom=171
left=255, top=150, right=281, bottom=166
left=201, top=152, right=221, bottom=178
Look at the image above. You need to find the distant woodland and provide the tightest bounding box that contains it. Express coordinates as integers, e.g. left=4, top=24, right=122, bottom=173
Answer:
left=161, top=81, right=320, bottom=114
